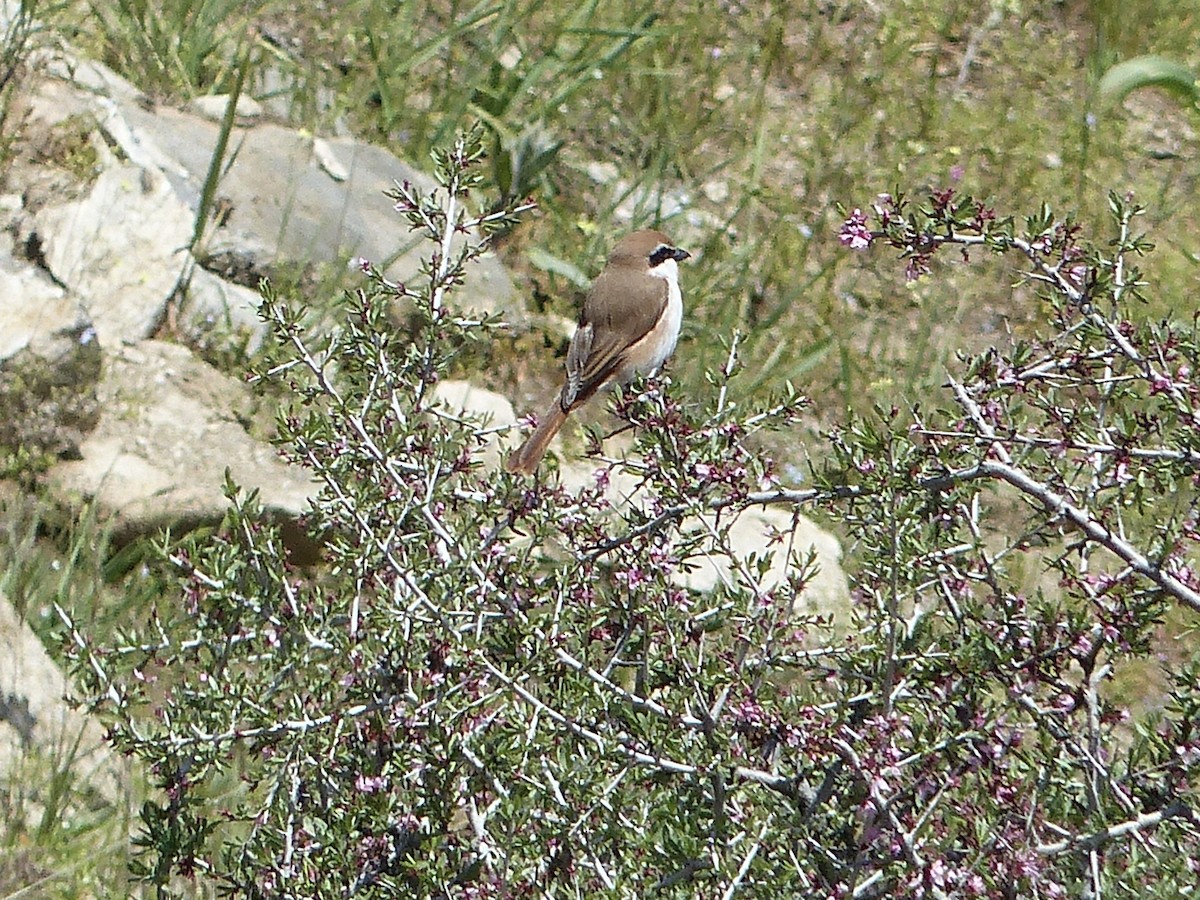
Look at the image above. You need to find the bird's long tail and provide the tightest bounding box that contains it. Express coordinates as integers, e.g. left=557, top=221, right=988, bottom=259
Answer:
left=506, top=402, right=569, bottom=475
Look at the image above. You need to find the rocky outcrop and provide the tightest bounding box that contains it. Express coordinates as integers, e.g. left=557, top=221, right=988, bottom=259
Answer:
left=2, top=45, right=520, bottom=545
left=45, top=340, right=316, bottom=545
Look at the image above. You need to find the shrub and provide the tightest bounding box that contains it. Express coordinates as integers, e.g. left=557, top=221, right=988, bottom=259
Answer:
left=63, top=133, right=1200, bottom=897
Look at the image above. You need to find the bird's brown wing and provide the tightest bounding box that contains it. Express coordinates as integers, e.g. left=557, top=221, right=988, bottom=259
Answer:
left=560, top=268, right=668, bottom=411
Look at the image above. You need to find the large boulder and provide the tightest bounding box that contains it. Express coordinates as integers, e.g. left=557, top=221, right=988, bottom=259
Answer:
left=45, top=340, right=316, bottom=546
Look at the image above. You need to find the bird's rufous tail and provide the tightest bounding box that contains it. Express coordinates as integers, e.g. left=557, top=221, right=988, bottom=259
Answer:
left=506, top=403, right=569, bottom=475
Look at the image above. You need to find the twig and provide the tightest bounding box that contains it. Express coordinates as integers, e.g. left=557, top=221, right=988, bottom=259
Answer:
left=978, top=459, right=1200, bottom=613
left=1036, top=802, right=1193, bottom=855
left=721, top=815, right=772, bottom=899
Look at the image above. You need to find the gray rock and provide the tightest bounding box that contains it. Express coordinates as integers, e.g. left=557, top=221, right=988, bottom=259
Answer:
left=432, top=380, right=519, bottom=469
left=312, top=137, right=350, bottom=182
left=178, top=265, right=269, bottom=354
left=551, top=441, right=849, bottom=619
left=45, top=340, right=316, bottom=546
left=702, top=179, right=730, bottom=204
left=187, top=93, right=263, bottom=123
left=585, top=161, right=620, bottom=184
left=29, top=158, right=193, bottom=346
left=18, top=51, right=521, bottom=352
left=2, top=48, right=527, bottom=551
left=35, top=45, right=145, bottom=104
left=256, top=64, right=344, bottom=131
left=110, top=105, right=521, bottom=318
left=675, top=506, right=848, bottom=620
left=0, top=255, right=100, bottom=459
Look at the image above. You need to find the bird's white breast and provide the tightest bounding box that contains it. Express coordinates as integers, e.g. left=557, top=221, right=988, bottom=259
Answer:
left=644, top=258, right=683, bottom=373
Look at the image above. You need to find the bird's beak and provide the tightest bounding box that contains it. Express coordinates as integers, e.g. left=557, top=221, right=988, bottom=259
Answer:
left=671, top=248, right=691, bottom=262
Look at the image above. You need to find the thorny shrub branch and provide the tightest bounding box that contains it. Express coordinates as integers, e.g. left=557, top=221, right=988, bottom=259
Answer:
left=55, top=134, right=1200, bottom=898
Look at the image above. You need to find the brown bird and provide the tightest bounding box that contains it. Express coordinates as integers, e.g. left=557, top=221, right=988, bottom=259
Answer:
left=506, top=229, right=691, bottom=475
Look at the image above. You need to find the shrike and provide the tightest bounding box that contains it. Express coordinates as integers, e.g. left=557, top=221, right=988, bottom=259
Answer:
left=506, top=230, right=690, bottom=475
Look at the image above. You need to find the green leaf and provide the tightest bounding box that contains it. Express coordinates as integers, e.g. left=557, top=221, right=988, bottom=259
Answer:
left=1098, top=55, right=1199, bottom=108
left=527, top=246, right=590, bottom=289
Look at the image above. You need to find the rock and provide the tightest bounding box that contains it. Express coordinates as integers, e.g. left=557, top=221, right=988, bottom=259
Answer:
left=18, top=50, right=522, bottom=339
left=45, top=340, right=316, bottom=547
left=498, top=46, right=522, bottom=70
left=256, top=65, right=343, bottom=128
left=675, top=506, right=848, bottom=619
left=0, top=257, right=84, bottom=360
left=109, top=101, right=521, bottom=318
left=187, top=93, right=263, bottom=124
left=312, top=137, right=350, bottom=182
left=178, top=266, right=269, bottom=354
left=432, top=380, right=519, bottom=468
left=29, top=158, right=194, bottom=346
left=35, top=45, right=145, bottom=104
left=0, top=254, right=100, bottom=459
left=612, top=182, right=691, bottom=224
left=554, top=445, right=849, bottom=620
left=605, top=182, right=721, bottom=248
left=586, top=161, right=620, bottom=184
left=702, top=179, right=730, bottom=204
left=0, top=588, right=124, bottom=802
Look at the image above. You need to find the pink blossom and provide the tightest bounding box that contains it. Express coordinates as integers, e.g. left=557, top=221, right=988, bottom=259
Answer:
left=355, top=774, right=388, bottom=794
left=872, top=194, right=897, bottom=225
left=905, top=255, right=931, bottom=282
left=839, top=209, right=873, bottom=250
left=1150, top=374, right=1173, bottom=395
left=1071, top=632, right=1095, bottom=658
left=929, top=859, right=949, bottom=887
left=616, top=566, right=647, bottom=589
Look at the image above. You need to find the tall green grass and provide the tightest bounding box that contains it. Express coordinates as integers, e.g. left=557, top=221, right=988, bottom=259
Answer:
left=59, top=0, right=1200, bottom=415
left=0, top=494, right=155, bottom=897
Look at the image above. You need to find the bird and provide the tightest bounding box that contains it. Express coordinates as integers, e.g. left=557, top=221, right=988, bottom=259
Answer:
left=506, top=229, right=691, bottom=475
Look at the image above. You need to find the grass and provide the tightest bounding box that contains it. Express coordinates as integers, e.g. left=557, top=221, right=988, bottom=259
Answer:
left=0, top=492, right=153, bottom=896
left=5, top=0, right=1200, bottom=892
left=51, top=0, right=1200, bottom=415
left=0, top=749, right=136, bottom=899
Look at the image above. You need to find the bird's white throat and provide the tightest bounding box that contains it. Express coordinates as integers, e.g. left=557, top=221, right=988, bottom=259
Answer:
left=646, top=258, right=683, bottom=372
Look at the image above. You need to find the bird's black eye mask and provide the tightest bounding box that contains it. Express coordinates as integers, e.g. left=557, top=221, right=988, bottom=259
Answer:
left=649, top=245, right=690, bottom=267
